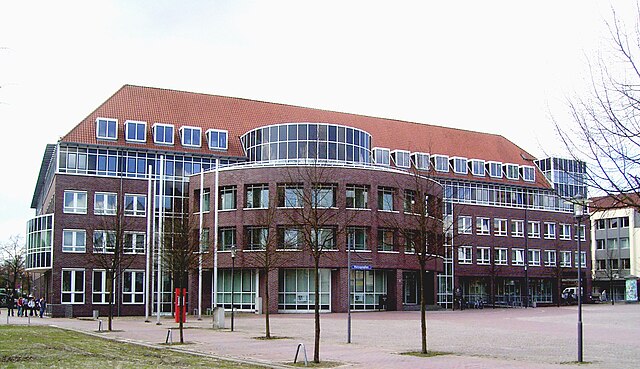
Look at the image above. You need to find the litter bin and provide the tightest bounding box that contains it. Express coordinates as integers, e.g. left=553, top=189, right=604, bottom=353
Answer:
left=378, top=294, right=388, bottom=311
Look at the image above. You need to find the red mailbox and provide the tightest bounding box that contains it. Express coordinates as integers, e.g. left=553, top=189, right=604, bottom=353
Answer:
left=175, top=288, right=187, bottom=323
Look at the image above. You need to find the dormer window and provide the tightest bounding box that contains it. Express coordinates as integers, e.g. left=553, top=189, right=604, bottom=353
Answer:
left=504, top=163, right=519, bottom=180
left=469, top=159, right=485, bottom=176
left=486, top=161, right=502, bottom=178
left=125, top=120, right=146, bottom=143
left=153, top=123, right=174, bottom=145
left=450, top=157, right=468, bottom=174
left=521, top=165, right=535, bottom=182
left=411, top=152, right=430, bottom=170
left=96, top=118, right=117, bottom=140
left=206, top=129, right=228, bottom=150
left=432, top=155, right=449, bottom=172
left=373, top=147, right=391, bottom=166
left=392, top=150, right=410, bottom=168
left=180, top=126, right=202, bottom=148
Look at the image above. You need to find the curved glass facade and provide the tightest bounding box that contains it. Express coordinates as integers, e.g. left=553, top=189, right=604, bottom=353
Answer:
left=26, top=214, right=53, bottom=270
left=241, top=123, right=372, bottom=164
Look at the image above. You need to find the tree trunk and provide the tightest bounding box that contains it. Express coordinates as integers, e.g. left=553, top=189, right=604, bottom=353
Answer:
left=179, top=275, right=185, bottom=343
left=264, top=269, right=271, bottom=339
left=108, top=273, right=114, bottom=331
left=313, top=260, right=321, bottom=363
left=419, top=263, right=428, bottom=354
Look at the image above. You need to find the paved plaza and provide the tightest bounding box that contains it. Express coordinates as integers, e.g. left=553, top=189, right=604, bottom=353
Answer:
left=2, top=303, right=639, bottom=368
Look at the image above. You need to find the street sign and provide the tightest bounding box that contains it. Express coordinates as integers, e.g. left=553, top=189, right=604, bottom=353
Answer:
left=351, top=265, right=372, bottom=270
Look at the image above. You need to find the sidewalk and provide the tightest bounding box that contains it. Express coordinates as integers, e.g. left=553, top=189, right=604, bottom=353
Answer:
left=2, top=304, right=639, bottom=369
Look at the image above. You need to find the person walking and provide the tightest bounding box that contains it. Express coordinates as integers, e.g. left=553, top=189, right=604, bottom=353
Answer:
left=38, top=297, right=46, bottom=318
left=16, top=296, right=23, bottom=317
left=27, top=297, right=35, bottom=316
left=7, top=295, right=15, bottom=316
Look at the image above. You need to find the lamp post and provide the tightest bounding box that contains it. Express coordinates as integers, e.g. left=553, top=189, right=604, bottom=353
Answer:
left=230, top=245, right=237, bottom=332
left=573, top=195, right=585, bottom=363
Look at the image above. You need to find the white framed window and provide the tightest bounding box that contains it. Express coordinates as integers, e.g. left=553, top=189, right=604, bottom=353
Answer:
left=153, top=123, right=174, bottom=145
left=494, top=248, right=508, bottom=265
left=559, top=224, right=571, bottom=240
left=312, top=228, right=336, bottom=250
left=348, top=227, right=369, bottom=251
left=521, top=165, right=535, bottom=182
left=528, top=249, right=541, bottom=266
left=511, top=248, right=525, bottom=266
left=392, top=150, right=410, bottom=168
left=432, top=155, right=449, bottom=172
left=313, top=184, right=337, bottom=208
left=486, top=161, right=502, bottom=178
left=346, top=185, right=369, bottom=209
left=574, top=224, right=586, bottom=241
left=373, top=147, right=391, bottom=166
left=62, top=229, right=86, bottom=253
left=560, top=251, right=572, bottom=267
left=206, top=129, right=228, bottom=150
left=94, top=192, right=117, bottom=215
left=469, top=159, right=485, bottom=176
left=574, top=251, right=587, bottom=268
left=377, top=228, right=395, bottom=252
left=476, top=247, right=491, bottom=265
left=124, top=194, right=146, bottom=217
left=63, top=190, right=87, bottom=214
left=511, top=220, right=524, bottom=237
left=494, top=218, right=507, bottom=236
left=92, top=270, right=111, bottom=304
left=61, top=269, right=85, bottom=304
left=476, top=217, right=491, bottom=235
left=199, top=188, right=211, bottom=212
left=246, top=227, right=269, bottom=250
left=93, top=230, right=116, bottom=253
left=219, top=186, right=236, bottom=210
left=200, top=228, right=210, bottom=253
left=218, top=227, right=236, bottom=251
left=458, top=216, right=473, bottom=234
left=278, top=227, right=303, bottom=250
left=450, top=157, right=468, bottom=174
left=246, top=184, right=269, bottom=209
left=544, top=222, right=556, bottom=239
left=620, top=237, right=630, bottom=249
left=544, top=250, right=556, bottom=267
left=458, top=246, right=473, bottom=264
left=125, top=120, right=147, bottom=142
left=504, top=163, right=519, bottom=180
left=180, top=126, right=202, bottom=147
left=122, top=270, right=144, bottom=304
left=124, top=232, right=145, bottom=254
left=411, top=152, right=430, bottom=170
left=96, top=118, right=117, bottom=140
left=378, top=187, right=395, bottom=211
left=527, top=221, right=541, bottom=238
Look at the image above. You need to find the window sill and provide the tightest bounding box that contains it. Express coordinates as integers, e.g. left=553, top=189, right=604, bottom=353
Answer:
left=378, top=250, right=399, bottom=254
left=346, top=208, right=371, bottom=211
left=378, top=209, right=399, bottom=214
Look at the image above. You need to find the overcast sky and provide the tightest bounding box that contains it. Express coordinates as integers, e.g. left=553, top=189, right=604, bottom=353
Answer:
left=0, top=1, right=635, bottom=243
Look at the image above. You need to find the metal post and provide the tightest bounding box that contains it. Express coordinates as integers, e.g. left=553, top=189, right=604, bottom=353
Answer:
left=347, top=232, right=352, bottom=344
left=573, top=196, right=585, bottom=363
left=145, top=164, right=153, bottom=322
left=231, top=245, right=237, bottom=332
left=524, top=204, right=529, bottom=308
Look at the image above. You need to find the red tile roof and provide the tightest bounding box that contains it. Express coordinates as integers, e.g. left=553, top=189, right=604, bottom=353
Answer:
left=61, top=85, right=550, bottom=188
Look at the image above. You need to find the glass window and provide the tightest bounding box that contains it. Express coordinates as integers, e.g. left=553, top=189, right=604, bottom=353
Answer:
left=246, top=184, right=269, bottom=208
left=93, top=230, right=116, bottom=253
left=620, top=216, right=630, bottom=228
left=476, top=217, right=490, bottom=235
left=94, top=192, right=117, bottom=215
left=347, top=185, right=369, bottom=209
left=373, top=148, right=391, bottom=166
left=494, top=219, right=507, bottom=236
left=218, top=227, right=236, bottom=251
left=200, top=228, right=210, bottom=252
left=596, top=219, right=606, bottom=230
left=124, top=233, right=145, bottom=254
left=219, top=186, right=236, bottom=210
left=596, top=239, right=605, bottom=250
left=96, top=118, right=117, bottom=140
left=559, top=224, right=571, bottom=240
left=278, top=184, right=303, bottom=208
left=180, top=126, right=202, bottom=147
left=486, top=161, right=502, bottom=178
left=246, top=227, right=268, bottom=250
left=609, top=218, right=618, bottom=228
left=521, top=166, right=535, bottom=181
left=607, top=238, right=618, bottom=249
left=122, top=270, right=144, bottom=304
left=544, top=222, right=556, bottom=239
left=61, top=269, right=84, bottom=304
left=312, top=184, right=336, bottom=208
left=476, top=247, right=491, bottom=265
left=64, top=190, right=87, bottom=214
left=574, top=251, right=587, bottom=268
left=312, top=228, right=336, bottom=250
left=377, top=228, right=395, bottom=251
left=544, top=250, right=556, bottom=267
left=504, top=164, right=519, bottom=180
left=511, top=248, right=525, bottom=266
left=511, top=220, right=524, bottom=237
left=392, top=150, right=410, bottom=168
left=278, top=227, right=303, bottom=250
left=153, top=123, right=174, bottom=145
left=458, top=216, right=472, bottom=234
left=378, top=187, right=395, bottom=211
left=527, top=221, right=541, bottom=238
left=92, top=270, right=110, bottom=304
left=470, top=159, right=485, bottom=176
left=411, top=152, right=430, bottom=170
left=62, top=230, right=86, bottom=252
left=207, top=129, right=228, bottom=150
left=125, top=120, right=146, bottom=142
left=458, top=246, right=473, bottom=264
left=560, top=251, right=572, bottom=267
left=528, top=249, right=541, bottom=266
left=620, top=237, right=630, bottom=249
left=621, top=258, right=631, bottom=269
left=124, top=194, right=146, bottom=216
left=494, top=248, right=508, bottom=265
left=432, top=155, right=449, bottom=172
left=451, top=157, right=468, bottom=174
left=348, top=227, right=368, bottom=251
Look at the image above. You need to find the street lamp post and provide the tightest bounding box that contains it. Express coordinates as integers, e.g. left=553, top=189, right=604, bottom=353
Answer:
left=230, top=245, right=237, bottom=332
left=573, top=196, right=585, bottom=363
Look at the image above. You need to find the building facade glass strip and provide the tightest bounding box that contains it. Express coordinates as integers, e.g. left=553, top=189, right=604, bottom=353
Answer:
left=26, top=214, right=54, bottom=270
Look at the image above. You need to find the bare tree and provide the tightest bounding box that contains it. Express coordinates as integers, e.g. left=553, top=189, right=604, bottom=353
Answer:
left=0, top=235, right=26, bottom=296
left=555, top=4, right=640, bottom=210
left=162, top=214, right=201, bottom=344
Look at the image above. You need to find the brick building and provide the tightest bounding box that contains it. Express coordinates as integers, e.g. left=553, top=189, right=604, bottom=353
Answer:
left=27, top=85, right=589, bottom=316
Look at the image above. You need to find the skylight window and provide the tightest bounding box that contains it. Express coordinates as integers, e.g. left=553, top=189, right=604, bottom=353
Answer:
left=450, top=157, right=468, bottom=174
left=153, top=123, right=174, bottom=145
left=180, top=126, right=202, bottom=147
left=504, top=163, right=519, bottom=180
left=373, top=147, right=391, bottom=166
left=125, top=120, right=146, bottom=143
left=469, top=159, right=485, bottom=176
left=206, top=129, right=228, bottom=150
left=392, top=150, right=410, bottom=168
left=96, top=118, right=117, bottom=140
left=411, top=152, right=430, bottom=170
left=432, top=155, right=449, bottom=172
left=521, top=166, right=535, bottom=182
left=486, top=161, right=502, bottom=178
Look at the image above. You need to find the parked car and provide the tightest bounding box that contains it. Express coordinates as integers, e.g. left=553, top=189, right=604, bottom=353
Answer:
left=0, top=293, right=10, bottom=308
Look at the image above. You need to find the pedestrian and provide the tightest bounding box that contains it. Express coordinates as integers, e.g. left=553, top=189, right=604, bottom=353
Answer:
left=16, top=296, right=23, bottom=317
left=7, top=296, right=15, bottom=316
left=28, top=297, right=35, bottom=316
left=600, top=290, right=607, bottom=302
left=39, top=297, right=46, bottom=318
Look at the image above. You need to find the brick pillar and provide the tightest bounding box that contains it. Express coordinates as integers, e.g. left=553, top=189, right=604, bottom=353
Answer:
left=394, top=269, right=404, bottom=311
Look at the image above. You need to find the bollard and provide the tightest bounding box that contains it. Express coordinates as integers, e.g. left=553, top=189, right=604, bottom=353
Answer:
left=294, top=343, right=309, bottom=366
left=98, top=320, right=103, bottom=332
left=165, top=328, right=173, bottom=345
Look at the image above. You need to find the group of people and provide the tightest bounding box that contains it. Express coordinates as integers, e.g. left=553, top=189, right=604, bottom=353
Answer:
left=4, top=296, right=46, bottom=318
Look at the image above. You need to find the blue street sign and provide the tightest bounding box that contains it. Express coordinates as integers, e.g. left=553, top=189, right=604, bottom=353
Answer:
left=351, top=265, right=372, bottom=270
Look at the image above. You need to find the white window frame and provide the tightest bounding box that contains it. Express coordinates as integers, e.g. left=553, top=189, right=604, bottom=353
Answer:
left=432, top=154, right=449, bottom=172
left=458, top=246, right=473, bottom=264
left=521, top=165, right=535, bottom=182
left=153, top=123, right=174, bottom=145
left=93, top=230, right=116, bottom=254
left=511, top=219, right=524, bottom=237
left=373, top=147, right=391, bottom=166
left=470, top=159, right=485, bottom=176
left=92, top=269, right=111, bottom=305
left=528, top=221, right=541, bottom=238
left=206, top=129, right=228, bottom=150
left=348, top=227, right=369, bottom=251
left=559, top=224, right=571, bottom=240
left=392, top=150, right=410, bottom=168
left=504, top=163, right=519, bottom=180
left=458, top=216, right=473, bottom=234
left=61, top=268, right=85, bottom=304
left=122, top=270, right=145, bottom=304
left=512, top=248, right=525, bottom=266
left=574, top=251, right=587, bottom=268
left=94, top=192, right=117, bottom=215
left=124, top=232, right=146, bottom=254
left=528, top=249, right=541, bottom=266
left=494, top=248, right=508, bottom=265
left=476, top=217, right=491, bottom=235
left=411, top=152, right=430, bottom=170
left=125, top=120, right=147, bottom=143
left=180, top=126, right=202, bottom=148
left=62, top=229, right=86, bottom=253
left=544, top=222, right=556, bottom=239
left=544, top=250, right=556, bottom=267
left=63, top=190, right=87, bottom=214
left=124, top=194, right=146, bottom=217
left=476, top=247, right=491, bottom=265
left=486, top=161, right=502, bottom=178
left=494, top=218, right=507, bottom=236
left=96, top=118, right=117, bottom=140
left=450, top=157, right=468, bottom=174
left=560, top=251, right=572, bottom=267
